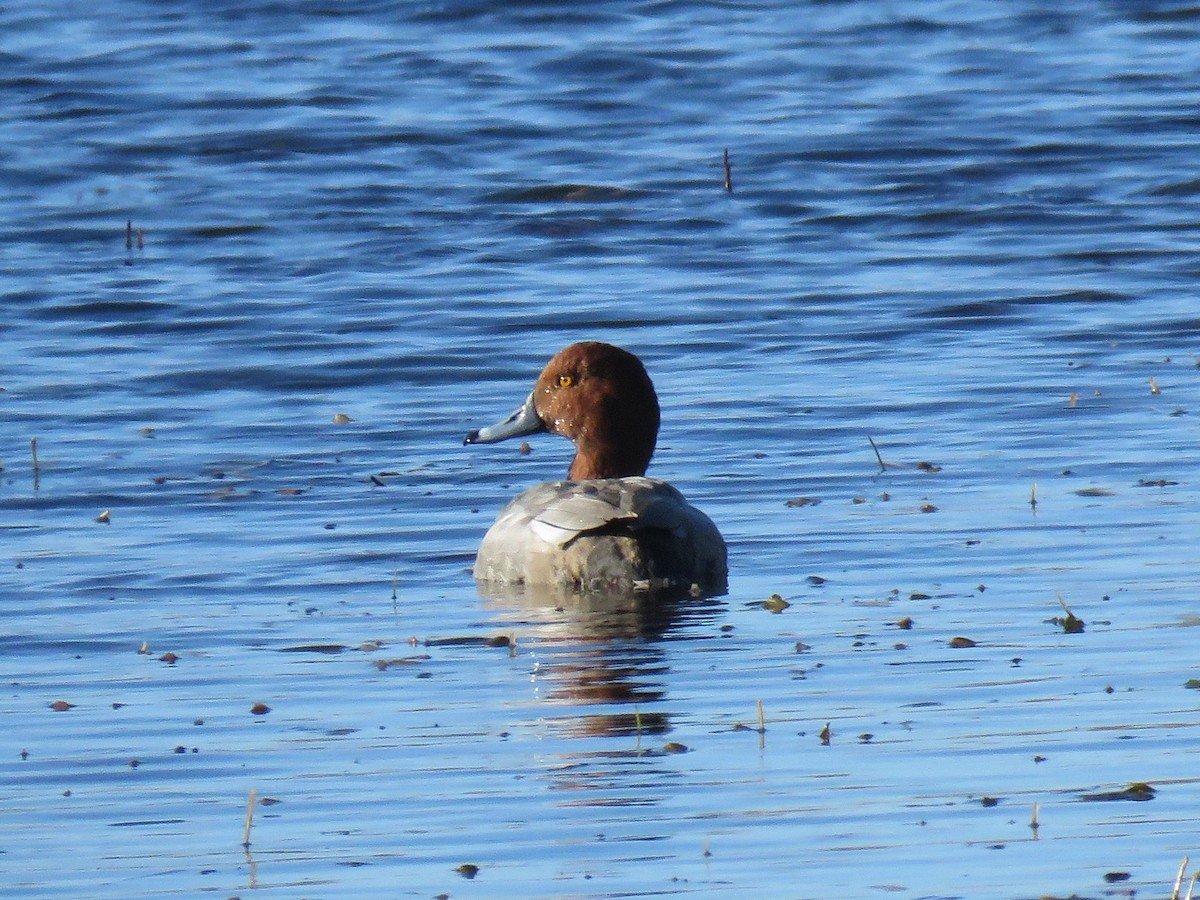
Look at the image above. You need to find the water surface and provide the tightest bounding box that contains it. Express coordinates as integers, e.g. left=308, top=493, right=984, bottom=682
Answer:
left=4, top=2, right=1200, bottom=897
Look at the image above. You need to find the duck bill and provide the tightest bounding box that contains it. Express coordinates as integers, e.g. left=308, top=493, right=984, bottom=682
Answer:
left=464, top=392, right=547, bottom=445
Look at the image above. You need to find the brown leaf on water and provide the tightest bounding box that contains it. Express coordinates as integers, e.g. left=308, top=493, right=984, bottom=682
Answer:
left=920, top=502, right=938, bottom=513
left=276, top=488, right=305, bottom=496
left=49, top=700, right=74, bottom=711
left=95, top=509, right=111, bottom=524
left=916, top=461, right=942, bottom=472
left=456, top=864, right=479, bottom=879
left=948, top=636, right=977, bottom=648
left=250, top=703, right=271, bottom=716
left=159, top=652, right=178, bottom=664
left=332, top=413, right=353, bottom=424
left=785, top=496, right=821, bottom=508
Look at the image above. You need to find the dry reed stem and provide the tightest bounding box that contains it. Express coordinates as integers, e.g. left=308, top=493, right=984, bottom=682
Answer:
left=242, top=787, right=257, bottom=848
left=1172, top=856, right=1189, bottom=900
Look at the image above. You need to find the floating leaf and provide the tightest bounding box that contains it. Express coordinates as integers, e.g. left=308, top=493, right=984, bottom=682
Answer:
left=762, top=594, right=791, bottom=613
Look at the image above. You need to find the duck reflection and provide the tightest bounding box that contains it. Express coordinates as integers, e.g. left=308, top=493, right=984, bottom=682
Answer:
left=479, top=580, right=723, bottom=741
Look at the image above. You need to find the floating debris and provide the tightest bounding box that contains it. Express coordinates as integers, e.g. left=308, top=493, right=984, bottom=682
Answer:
left=1055, top=595, right=1085, bottom=634
left=785, top=496, right=821, bottom=507
left=1081, top=782, right=1155, bottom=802
left=948, top=636, right=976, bottom=648
left=761, top=594, right=791, bottom=614
left=250, top=702, right=271, bottom=716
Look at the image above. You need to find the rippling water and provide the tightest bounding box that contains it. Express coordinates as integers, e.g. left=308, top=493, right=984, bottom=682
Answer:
left=5, top=2, right=1200, bottom=897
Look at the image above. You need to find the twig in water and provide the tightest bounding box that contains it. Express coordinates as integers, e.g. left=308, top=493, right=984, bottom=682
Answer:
left=1029, top=482, right=1037, bottom=510
left=242, top=787, right=257, bottom=848
left=723, top=148, right=732, bottom=193
left=1029, top=801, right=1039, bottom=836
left=756, top=699, right=765, bottom=734
left=868, top=435, right=886, bottom=473
left=30, top=438, right=40, bottom=490
left=1172, top=856, right=1189, bottom=900
left=125, top=219, right=133, bottom=252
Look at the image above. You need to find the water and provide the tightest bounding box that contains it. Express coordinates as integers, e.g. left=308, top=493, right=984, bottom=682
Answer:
left=4, top=1, right=1200, bottom=897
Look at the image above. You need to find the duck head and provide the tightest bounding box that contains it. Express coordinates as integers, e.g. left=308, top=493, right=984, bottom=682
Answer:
left=464, top=341, right=660, bottom=480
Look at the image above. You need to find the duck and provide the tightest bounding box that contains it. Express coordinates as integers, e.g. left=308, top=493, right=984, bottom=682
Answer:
left=464, top=341, right=727, bottom=595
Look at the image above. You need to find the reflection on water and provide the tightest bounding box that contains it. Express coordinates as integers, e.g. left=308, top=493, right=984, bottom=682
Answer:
left=482, top=583, right=724, bottom=742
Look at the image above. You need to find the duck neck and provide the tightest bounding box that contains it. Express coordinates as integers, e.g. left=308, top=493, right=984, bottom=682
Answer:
left=567, top=439, right=653, bottom=480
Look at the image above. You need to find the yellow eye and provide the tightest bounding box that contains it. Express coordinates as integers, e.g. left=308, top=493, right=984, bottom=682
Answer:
left=557, top=374, right=574, bottom=388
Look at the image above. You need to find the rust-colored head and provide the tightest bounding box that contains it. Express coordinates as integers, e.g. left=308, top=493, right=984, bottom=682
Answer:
left=465, top=342, right=660, bottom=480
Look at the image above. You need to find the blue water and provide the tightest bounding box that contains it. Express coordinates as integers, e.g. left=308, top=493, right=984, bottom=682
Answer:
left=4, top=2, right=1200, bottom=897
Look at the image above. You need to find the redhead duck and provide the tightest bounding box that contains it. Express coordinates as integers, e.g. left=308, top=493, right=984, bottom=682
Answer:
left=464, top=341, right=727, bottom=595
